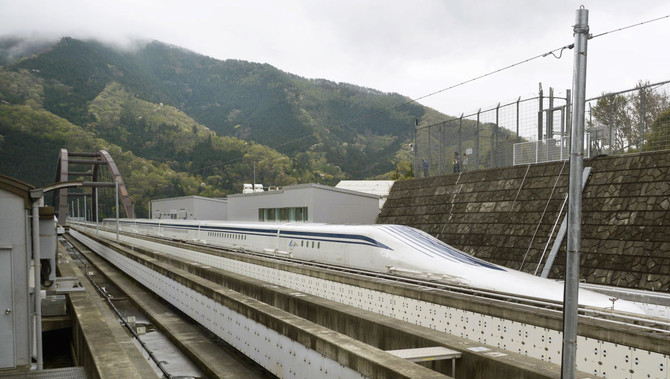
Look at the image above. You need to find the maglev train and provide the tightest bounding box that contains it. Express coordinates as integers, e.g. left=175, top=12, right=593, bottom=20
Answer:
left=102, top=218, right=645, bottom=315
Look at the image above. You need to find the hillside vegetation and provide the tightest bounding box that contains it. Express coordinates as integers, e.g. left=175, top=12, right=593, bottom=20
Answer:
left=0, top=37, right=487, bottom=216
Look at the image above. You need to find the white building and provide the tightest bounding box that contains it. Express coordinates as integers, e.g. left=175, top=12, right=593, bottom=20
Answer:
left=335, top=180, right=394, bottom=209
left=227, top=183, right=380, bottom=224
left=150, top=195, right=227, bottom=220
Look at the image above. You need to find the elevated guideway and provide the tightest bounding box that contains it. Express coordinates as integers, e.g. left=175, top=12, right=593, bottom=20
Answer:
left=69, top=225, right=670, bottom=379
left=69, top=228, right=446, bottom=379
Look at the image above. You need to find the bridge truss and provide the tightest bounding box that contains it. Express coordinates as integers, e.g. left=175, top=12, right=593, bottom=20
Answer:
left=53, top=149, right=135, bottom=225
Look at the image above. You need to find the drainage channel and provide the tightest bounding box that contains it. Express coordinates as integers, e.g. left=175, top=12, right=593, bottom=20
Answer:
left=62, top=236, right=272, bottom=379
left=62, top=237, right=204, bottom=378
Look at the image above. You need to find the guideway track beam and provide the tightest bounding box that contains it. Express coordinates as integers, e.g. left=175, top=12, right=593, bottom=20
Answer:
left=63, top=234, right=267, bottom=379
left=69, top=229, right=444, bottom=379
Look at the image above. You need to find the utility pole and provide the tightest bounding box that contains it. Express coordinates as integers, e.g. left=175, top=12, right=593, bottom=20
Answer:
left=562, top=6, right=589, bottom=379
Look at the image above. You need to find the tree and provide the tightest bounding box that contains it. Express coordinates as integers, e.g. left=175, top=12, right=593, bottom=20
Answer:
left=587, top=94, right=630, bottom=152
left=390, top=160, right=414, bottom=180
left=587, top=81, right=669, bottom=153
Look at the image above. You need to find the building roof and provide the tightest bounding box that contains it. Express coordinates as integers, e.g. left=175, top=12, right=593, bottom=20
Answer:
left=335, top=180, right=395, bottom=198
left=0, top=174, right=34, bottom=209
left=228, top=183, right=378, bottom=199
left=151, top=195, right=227, bottom=204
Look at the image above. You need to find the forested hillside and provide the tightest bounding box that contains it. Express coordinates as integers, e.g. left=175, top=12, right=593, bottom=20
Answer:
left=0, top=37, right=463, bottom=216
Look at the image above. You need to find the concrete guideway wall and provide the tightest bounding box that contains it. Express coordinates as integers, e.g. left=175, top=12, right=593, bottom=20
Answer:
left=82, top=228, right=669, bottom=379
left=378, top=151, right=670, bottom=292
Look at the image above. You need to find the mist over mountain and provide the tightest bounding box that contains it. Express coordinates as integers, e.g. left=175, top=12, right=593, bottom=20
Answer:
left=0, top=36, right=453, bottom=215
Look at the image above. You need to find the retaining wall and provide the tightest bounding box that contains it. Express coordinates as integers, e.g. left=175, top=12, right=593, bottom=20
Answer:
left=378, top=151, right=670, bottom=291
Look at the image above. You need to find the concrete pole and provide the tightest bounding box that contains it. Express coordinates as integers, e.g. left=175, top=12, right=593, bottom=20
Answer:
left=562, top=7, right=588, bottom=379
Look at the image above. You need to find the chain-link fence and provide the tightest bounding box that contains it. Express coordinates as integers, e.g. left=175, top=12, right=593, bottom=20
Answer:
left=414, top=80, right=670, bottom=177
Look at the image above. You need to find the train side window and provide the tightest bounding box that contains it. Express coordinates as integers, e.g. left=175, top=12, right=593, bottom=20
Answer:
left=311, top=241, right=314, bottom=248
left=318, top=242, right=320, bottom=249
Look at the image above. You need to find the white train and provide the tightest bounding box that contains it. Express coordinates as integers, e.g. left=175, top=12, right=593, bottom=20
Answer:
left=102, top=218, right=645, bottom=315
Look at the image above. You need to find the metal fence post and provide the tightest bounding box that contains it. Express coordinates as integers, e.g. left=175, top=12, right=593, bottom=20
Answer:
left=414, top=119, right=418, bottom=178
left=495, top=103, right=500, bottom=167
left=538, top=83, right=544, bottom=140
left=516, top=97, right=521, bottom=143
left=428, top=124, right=432, bottom=176
left=563, top=7, right=589, bottom=379
left=458, top=114, right=463, bottom=159
left=608, top=95, right=614, bottom=154
left=639, top=85, right=646, bottom=150
left=490, top=124, right=495, bottom=169
left=548, top=87, right=555, bottom=139
left=443, top=121, right=447, bottom=174
left=476, top=109, right=481, bottom=170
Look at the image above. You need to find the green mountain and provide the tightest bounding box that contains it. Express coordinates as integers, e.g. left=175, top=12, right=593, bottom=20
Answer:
left=0, top=36, right=459, bottom=215
left=9, top=38, right=432, bottom=174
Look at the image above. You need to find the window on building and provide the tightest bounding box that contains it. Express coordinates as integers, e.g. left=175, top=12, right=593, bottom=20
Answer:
left=258, top=207, right=308, bottom=222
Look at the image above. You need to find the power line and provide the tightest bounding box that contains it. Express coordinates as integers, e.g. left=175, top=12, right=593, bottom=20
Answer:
left=590, top=13, right=670, bottom=40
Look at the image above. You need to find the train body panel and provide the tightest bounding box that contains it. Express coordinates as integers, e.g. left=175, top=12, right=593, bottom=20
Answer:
left=102, top=218, right=645, bottom=315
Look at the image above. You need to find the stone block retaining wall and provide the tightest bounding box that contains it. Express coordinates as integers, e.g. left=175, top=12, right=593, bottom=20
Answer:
left=377, top=151, right=670, bottom=291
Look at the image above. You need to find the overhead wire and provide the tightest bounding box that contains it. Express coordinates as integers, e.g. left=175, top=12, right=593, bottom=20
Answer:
left=589, top=13, right=670, bottom=40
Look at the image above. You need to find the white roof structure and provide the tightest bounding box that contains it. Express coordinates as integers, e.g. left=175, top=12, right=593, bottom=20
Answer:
left=335, top=180, right=395, bottom=209
left=335, top=180, right=394, bottom=196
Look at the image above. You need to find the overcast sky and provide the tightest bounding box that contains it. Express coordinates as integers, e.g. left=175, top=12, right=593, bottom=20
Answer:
left=1, top=0, right=669, bottom=117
